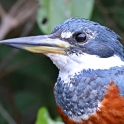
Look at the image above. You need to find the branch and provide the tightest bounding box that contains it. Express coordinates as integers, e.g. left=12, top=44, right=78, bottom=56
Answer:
left=0, top=0, right=39, bottom=40
left=0, top=15, right=36, bottom=75
left=0, top=15, right=18, bottom=39
left=0, top=102, right=17, bottom=124
left=0, top=4, right=7, bottom=18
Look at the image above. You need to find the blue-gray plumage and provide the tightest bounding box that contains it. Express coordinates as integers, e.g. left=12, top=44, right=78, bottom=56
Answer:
left=1, top=18, right=124, bottom=124
left=55, top=66, right=124, bottom=118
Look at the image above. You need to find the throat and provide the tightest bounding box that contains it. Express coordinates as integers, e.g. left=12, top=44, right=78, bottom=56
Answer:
left=46, top=53, right=124, bottom=83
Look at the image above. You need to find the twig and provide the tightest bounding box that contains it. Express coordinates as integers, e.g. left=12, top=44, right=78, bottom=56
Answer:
left=0, top=14, right=18, bottom=40
left=20, top=14, right=36, bottom=37
left=9, top=0, right=26, bottom=15
left=0, top=102, right=17, bottom=124
left=0, top=0, right=39, bottom=40
left=0, top=4, right=7, bottom=17
left=0, top=13, right=36, bottom=72
left=0, top=8, right=36, bottom=74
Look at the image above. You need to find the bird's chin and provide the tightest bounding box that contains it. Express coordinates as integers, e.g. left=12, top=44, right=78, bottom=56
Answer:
left=46, top=53, right=68, bottom=70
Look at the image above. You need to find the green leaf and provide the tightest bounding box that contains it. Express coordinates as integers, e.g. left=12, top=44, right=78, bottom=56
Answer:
left=35, top=107, right=63, bottom=124
left=37, top=0, right=94, bottom=34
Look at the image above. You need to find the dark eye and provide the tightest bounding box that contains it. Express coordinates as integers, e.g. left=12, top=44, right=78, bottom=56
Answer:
left=75, top=33, right=87, bottom=42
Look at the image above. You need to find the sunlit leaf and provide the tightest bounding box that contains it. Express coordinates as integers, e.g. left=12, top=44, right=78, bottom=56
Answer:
left=35, top=107, right=63, bottom=124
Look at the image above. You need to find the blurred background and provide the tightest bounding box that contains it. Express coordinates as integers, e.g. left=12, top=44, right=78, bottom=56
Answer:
left=0, top=0, right=124, bottom=124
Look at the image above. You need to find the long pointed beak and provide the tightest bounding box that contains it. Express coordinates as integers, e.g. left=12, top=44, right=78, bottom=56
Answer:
left=0, top=35, right=71, bottom=55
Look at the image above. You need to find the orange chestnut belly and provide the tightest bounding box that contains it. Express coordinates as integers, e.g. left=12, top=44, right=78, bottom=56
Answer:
left=56, top=83, right=124, bottom=124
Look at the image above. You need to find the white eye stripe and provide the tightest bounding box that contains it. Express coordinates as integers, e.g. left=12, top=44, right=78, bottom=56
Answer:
left=61, top=32, right=73, bottom=38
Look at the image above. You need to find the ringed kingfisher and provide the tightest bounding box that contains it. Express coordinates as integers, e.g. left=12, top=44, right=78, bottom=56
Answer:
left=1, top=18, right=124, bottom=124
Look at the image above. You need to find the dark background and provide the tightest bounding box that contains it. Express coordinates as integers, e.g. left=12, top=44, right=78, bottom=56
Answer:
left=0, top=0, right=124, bottom=124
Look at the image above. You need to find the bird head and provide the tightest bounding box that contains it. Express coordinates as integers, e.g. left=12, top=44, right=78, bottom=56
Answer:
left=0, top=18, right=124, bottom=75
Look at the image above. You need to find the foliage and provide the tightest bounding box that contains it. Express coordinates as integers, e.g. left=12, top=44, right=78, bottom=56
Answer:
left=35, top=107, right=63, bottom=124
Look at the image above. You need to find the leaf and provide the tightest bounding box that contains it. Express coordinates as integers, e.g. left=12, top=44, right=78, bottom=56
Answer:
left=37, top=0, right=94, bottom=34
left=35, top=107, right=63, bottom=124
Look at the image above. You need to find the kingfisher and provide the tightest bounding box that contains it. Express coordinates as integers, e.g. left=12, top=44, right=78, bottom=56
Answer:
left=1, top=18, right=124, bottom=124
